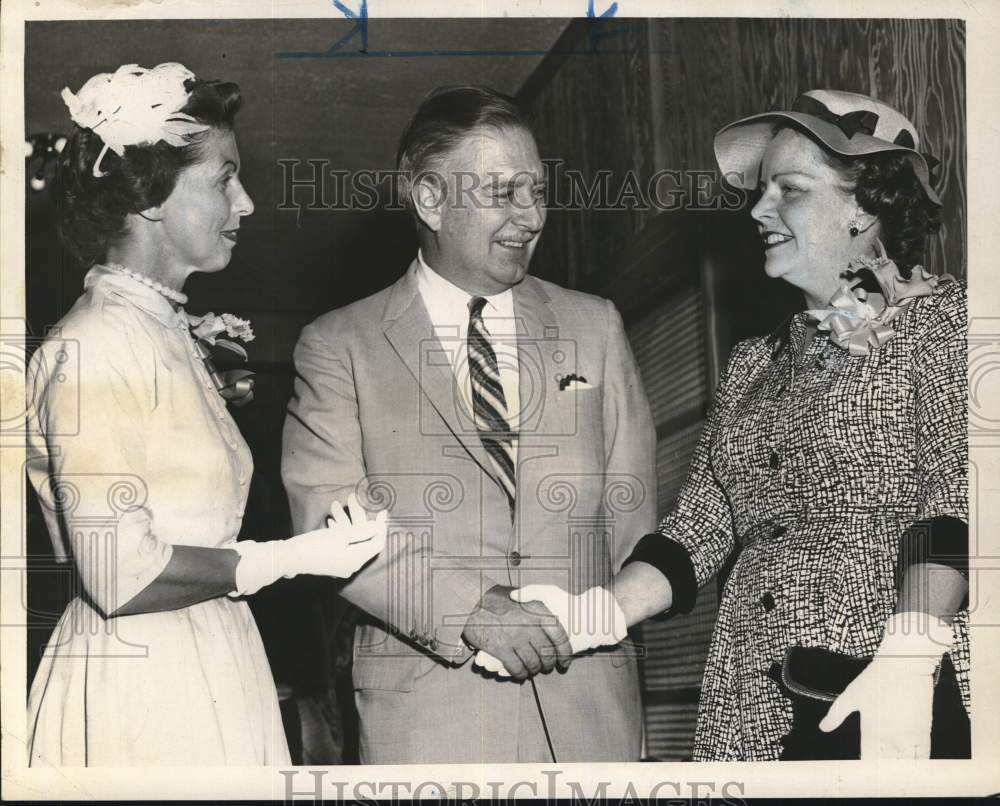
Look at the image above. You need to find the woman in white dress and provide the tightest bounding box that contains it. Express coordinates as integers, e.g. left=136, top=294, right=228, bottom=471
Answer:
left=25, top=63, right=385, bottom=766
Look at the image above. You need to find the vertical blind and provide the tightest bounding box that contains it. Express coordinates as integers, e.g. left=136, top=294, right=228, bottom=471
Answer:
left=626, top=284, right=720, bottom=761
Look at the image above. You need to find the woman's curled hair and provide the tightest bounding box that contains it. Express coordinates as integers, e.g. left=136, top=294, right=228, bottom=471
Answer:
left=58, top=78, right=242, bottom=267
left=845, top=152, right=941, bottom=279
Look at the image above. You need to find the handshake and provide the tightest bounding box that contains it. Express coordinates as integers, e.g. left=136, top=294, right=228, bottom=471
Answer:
left=462, top=583, right=629, bottom=681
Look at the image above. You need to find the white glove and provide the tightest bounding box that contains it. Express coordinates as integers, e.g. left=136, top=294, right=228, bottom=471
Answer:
left=819, top=611, right=953, bottom=759
left=473, top=584, right=628, bottom=677
left=228, top=494, right=387, bottom=597
left=473, top=649, right=510, bottom=677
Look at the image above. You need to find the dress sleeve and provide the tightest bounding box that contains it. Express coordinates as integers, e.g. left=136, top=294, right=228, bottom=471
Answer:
left=600, top=301, right=658, bottom=571
left=622, top=339, right=754, bottom=617
left=897, top=282, right=969, bottom=578
left=27, top=304, right=174, bottom=616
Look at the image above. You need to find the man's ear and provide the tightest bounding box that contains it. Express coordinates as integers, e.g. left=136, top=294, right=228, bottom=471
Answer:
left=412, top=175, right=446, bottom=232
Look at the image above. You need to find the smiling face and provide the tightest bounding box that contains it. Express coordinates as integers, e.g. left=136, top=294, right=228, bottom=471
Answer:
left=751, top=127, right=873, bottom=308
left=416, top=125, right=546, bottom=295
left=156, top=127, right=254, bottom=276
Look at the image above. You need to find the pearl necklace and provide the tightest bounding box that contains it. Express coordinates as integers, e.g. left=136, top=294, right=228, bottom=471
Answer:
left=105, top=262, right=189, bottom=305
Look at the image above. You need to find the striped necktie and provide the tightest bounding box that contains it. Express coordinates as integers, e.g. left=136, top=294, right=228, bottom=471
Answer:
left=467, top=296, right=516, bottom=515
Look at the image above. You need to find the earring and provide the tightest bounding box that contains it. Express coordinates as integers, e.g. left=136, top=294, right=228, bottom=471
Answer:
left=848, top=218, right=860, bottom=237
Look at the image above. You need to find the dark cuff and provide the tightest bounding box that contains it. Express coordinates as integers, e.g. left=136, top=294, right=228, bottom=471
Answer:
left=898, top=516, right=969, bottom=578
left=622, top=533, right=698, bottom=618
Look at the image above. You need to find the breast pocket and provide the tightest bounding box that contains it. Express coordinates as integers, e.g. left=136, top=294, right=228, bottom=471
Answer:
left=552, top=385, right=602, bottom=439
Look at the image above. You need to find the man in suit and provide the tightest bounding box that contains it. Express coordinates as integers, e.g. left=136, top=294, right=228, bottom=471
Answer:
left=282, top=86, right=656, bottom=763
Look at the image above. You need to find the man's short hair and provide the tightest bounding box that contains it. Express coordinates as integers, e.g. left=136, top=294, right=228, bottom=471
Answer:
left=395, top=85, right=532, bottom=215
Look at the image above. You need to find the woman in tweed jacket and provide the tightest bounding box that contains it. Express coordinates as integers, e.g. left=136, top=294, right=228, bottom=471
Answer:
left=505, top=90, right=969, bottom=761
left=616, top=90, right=969, bottom=761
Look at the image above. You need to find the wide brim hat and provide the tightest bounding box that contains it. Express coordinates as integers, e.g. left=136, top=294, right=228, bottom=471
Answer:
left=714, top=89, right=941, bottom=206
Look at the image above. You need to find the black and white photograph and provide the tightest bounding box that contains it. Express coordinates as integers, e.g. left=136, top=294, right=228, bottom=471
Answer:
left=2, top=0, right=998, bottom=799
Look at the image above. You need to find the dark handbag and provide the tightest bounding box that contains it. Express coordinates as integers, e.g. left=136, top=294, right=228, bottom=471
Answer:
left=772, top=646, right=970, bottom=760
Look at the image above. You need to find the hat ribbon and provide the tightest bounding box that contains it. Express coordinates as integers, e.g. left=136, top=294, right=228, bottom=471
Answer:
left=892, top=129, right=941, bottom=172
left=793, top=95, right=879, bottom=140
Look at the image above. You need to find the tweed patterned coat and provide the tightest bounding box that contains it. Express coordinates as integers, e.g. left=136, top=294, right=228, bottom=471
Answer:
left=657, top=279, right=968, bottom=761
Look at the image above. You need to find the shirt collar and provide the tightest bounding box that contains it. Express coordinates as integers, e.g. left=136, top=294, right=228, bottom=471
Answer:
left=415, top=250, right=515, bottom=324
left=84, top=264, right=189, bottom=329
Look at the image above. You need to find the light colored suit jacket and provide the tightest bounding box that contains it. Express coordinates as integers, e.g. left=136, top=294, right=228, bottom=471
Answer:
left=282, top=259, right=656, bottom=762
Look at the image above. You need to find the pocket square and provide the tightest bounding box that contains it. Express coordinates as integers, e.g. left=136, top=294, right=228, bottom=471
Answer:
left=558, top=374, right=592, bottom=391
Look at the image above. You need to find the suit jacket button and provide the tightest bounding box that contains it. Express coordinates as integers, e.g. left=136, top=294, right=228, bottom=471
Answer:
left=509, top=551, right=522, bottom=567
left=771, top=525, right=787, bottom=539
left=760, top=592, right=776, bottom=611
left=769, top=451, right=781, bottom=470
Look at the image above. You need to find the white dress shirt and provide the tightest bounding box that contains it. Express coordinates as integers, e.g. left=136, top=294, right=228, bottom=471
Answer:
left=415, top=251, right=519, bottom=461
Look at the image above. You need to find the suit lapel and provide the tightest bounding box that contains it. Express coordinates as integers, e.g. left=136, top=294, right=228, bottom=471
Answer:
left=513, top=276, right=573, bottom=445
left=383, top=262, right=495, bottom=479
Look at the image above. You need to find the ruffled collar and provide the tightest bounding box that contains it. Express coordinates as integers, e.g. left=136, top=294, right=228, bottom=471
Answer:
left=84, top=263, right=189, bottom=329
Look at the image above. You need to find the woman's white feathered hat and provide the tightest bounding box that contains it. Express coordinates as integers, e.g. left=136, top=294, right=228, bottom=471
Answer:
left=62, top=62, right=209, bottom=177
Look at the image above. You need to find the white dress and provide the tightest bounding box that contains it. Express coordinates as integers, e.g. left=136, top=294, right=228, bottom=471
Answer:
left=25, top=265, right=291, bottom=766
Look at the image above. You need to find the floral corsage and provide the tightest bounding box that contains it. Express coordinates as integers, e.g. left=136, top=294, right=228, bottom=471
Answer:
left=187, top=312, right=256, bottom=406
left=805, top=239, right=954, bottom=356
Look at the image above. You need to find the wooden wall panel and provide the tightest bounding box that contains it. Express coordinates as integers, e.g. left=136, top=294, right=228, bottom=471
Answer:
left=522, top=20, right=657, bottom=291
left=525, top=18, right=966, bottom=292
left=651, top=17, right=966, bottom=279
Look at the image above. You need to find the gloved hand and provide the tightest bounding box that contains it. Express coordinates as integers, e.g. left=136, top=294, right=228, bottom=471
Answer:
left=473, top=584, right=628, bottom=677
left=819, top=611, right=953, bottom=759
left=228, top=494, right=387, bottom=596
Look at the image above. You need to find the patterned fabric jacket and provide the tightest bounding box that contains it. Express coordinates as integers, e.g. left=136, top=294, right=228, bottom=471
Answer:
left=657, top=280, right=968, bottom=761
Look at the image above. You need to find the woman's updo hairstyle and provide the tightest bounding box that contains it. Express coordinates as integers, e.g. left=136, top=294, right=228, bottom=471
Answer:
left=58, top=78, right=242, bottom=266
left=776, top=123, right=941, bottom=279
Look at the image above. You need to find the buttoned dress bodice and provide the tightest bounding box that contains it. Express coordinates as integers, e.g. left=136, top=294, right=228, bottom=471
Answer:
left=25, top=265, right=289, bottom=766
left=658, top=280, right=969, bottom=760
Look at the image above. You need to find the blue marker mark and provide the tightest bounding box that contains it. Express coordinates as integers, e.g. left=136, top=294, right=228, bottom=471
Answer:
left=277, top=46, right=578, bottom=60
left=278, top=0, right=368, bottom=58
left=276, top=0, right=648, bottom=60
left=588, top=0, right=618, bottom=18
left=331, top=0, right=368, bottom=52
left=587, top=0, right=621, bottom=52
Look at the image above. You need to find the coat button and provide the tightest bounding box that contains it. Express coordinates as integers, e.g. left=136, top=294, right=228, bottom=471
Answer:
left=509, top=551, right=522, bottom=566
left=760, top=592, right=776, bottom=611
left=771, top=525, right=787, bottom=539
left=769, top=451, right=781, bottom=470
